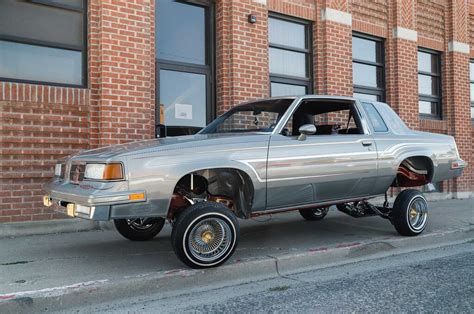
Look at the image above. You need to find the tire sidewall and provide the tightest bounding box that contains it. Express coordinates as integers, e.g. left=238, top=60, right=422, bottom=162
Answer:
left=392, top=189, right=428, bottom=236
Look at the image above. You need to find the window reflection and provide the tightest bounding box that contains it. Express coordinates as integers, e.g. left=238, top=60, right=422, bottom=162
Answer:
left=269, top=48, right=307, bottom=78
left=352, top=34, right=384, bottom=101
left=156, top=0, right=205, bottom=65
left=269, top=15, right=311, bottom=96
left=352, top=37, right=377, bottom=62
left=0, top=40, right=82, bottom=85
left=159, top=70, right=207, bottom=129
left=271, top=83, right=306, bottom=96
left=418, top=49, right=441, bottom=118
left=353, top=63, right=379, bottom=87
left=353, top=93, right=379, bottom=101
left=269, top=18, right=306, bottom=49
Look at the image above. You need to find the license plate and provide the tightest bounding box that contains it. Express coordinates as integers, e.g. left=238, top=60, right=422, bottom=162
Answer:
left=43, top=195, right=53, bottom=207
left=75, top=204, right=91, bottom=216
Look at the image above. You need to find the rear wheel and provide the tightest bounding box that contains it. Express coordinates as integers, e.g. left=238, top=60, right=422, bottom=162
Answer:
left=171, top=202, right=239, bottom=269
left=114, top=218, right=165, bottom=241
left=299, top=207, right=329, bottom=221
left=391, top=189, right=428, bottom=236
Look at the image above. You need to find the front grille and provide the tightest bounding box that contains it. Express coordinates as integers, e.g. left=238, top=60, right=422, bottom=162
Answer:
left=70, top=163, right=86, bottom=183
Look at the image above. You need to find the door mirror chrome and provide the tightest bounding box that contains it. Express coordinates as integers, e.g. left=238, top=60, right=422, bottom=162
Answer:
left=298, top=124, right=316, bottom=141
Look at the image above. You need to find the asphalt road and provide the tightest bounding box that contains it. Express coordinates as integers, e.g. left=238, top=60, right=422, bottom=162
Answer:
left=1, top=199, right=472, bottom=296
left=75, top=242, right=474, bottom=313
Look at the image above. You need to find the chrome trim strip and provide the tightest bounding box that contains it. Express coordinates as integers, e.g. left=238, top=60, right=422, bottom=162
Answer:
left=253, top=195, right=383, bottom=216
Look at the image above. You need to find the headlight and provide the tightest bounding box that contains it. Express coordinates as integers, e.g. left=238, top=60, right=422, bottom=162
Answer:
left=84, top=163, right=123, bottom=180
left=54, top=164, right=62, bottom=177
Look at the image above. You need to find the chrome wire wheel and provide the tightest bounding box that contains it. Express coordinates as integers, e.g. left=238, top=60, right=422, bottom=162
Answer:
left=187, top=217, right=233, bottom=263
left=126, top=218, right=154, bottom=231
left=114, top=217, right=165, bottom=241
left=299, top=206, right=329, bottom=221
left=392, top=189, right=429, bottom=236
left=407, top=197, right=428, bottom=231
left=311, top=208, right=329, bottom=217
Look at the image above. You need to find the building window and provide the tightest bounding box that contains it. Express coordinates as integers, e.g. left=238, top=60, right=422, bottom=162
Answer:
left=418, top=49, right=442, bottom=119
left=470, top=60, right=474, bottom=120
left=352, top=33, right=385, bottom=101
left=0, top=0, right=87, bottom=87
left=269, top=14, right=312, bottom=97
left=156, top=0, right=214, bottom=137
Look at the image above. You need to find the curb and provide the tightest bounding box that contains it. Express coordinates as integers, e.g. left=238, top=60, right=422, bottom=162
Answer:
left=0, top=219, right=99, bottom=238
left=1, top=227, right=472, bottom=313
left=0, top=219, right=115, bottom=238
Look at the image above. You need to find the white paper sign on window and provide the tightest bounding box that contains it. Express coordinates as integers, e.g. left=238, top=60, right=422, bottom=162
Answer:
left=175, top=103, right=193, bottom=120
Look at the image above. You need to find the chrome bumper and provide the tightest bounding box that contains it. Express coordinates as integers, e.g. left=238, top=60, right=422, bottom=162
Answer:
left=43, top=180, right=151, bottom=221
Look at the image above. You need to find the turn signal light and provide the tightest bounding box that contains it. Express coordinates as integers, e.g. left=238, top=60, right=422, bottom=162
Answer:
left=129, top=193, right=145, bottom=201
left=102, top=163, right=123, bottom=180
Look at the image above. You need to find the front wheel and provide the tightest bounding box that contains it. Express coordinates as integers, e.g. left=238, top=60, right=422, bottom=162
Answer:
left=114, top=218, right=165, bottom=241
left=171, top=202, right=239, bottom=269
left=299, top=207, right=329, bottom=221
left=391, top=189, right=428, bottom=236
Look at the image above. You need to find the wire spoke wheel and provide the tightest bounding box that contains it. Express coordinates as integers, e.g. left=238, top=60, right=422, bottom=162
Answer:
left=299, top=207, right=329, bottom=221
left=407, top=197, right=428, bottom=231
left=187, top=217, right=232, bottom=263
left=311, top=208, right=328, bottom=217
left=392, top=189, right=429, bottom=236
left=172, top=202, right=239, bottom=268
left=126, top=218, right=155, bottom=231
left=114, top=217, right=165, bottom=241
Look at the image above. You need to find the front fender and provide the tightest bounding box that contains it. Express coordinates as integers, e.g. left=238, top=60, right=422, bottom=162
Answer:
left=126, top=146, right=268, bottom=216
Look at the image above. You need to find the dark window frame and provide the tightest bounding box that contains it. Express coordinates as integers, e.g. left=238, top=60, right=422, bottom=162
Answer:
left=155, top=0, right=215, bottom=137
left=470, top=60, right=474, bottom=121
left=418, top=47, right=442, bottom=120
left=0, top=0, right=88, bottom=88
left=30, top=0, right=84, bottom=12
left=269, top=13, right=313, bottom=96
left=352, top=32, right=385, bottom=101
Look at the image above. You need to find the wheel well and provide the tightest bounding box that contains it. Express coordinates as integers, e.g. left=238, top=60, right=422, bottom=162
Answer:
left=169, top=168, right=254, bottom=219
left=392, top=156, right=434, bottom=187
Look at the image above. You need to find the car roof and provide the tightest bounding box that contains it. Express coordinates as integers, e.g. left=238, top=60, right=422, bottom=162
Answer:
left=240, top=95, right=358, bottom=104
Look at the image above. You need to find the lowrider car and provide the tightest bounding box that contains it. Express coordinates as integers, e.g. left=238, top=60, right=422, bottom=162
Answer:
left=44, top=96, right=467, bottom=268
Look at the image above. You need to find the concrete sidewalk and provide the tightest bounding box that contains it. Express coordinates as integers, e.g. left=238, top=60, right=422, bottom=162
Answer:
left=0, top=199, right=472, bottom=311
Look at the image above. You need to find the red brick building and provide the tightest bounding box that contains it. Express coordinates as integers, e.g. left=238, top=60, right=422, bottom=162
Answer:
left=0, top=0, right=473, bottom=223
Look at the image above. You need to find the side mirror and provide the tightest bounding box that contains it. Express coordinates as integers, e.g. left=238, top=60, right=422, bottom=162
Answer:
left=298, top=124, right=316, bottom=141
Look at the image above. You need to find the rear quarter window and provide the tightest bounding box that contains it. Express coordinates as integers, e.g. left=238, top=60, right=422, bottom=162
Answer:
left=362, top=102, right=388, bottom=132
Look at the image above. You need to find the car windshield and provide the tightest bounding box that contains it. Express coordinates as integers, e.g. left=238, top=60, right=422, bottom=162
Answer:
left=200, top=98, right=294, bottom=134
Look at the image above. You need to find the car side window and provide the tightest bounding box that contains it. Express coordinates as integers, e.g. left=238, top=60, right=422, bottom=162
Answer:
left=281, top=100, right=364, bottom=136
left=362, top=102, right=388, bottom=132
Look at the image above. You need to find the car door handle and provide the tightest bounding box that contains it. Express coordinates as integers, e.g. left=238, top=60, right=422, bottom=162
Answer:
left=361, top=140, right=373, bottom=147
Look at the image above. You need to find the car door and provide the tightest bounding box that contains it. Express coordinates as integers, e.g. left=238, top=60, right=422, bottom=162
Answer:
left=265, top=101, right=378, bottom=210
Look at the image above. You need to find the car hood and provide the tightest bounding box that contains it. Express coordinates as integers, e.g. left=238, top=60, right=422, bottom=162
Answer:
left=70, top=133, right=270, bottom=160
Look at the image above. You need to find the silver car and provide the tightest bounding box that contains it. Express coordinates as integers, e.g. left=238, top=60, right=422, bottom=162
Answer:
left=44, top=96, right=467, bottom=268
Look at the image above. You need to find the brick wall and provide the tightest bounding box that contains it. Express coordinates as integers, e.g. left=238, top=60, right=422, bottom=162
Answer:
left=0, top=84, right=90, bottom=222
left=1, top=0, right=473, bottom=223
left=216, top=0, right=269, bottom=115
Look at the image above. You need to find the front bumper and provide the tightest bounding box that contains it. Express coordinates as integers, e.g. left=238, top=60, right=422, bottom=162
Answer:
left=43, top=180, right=152, bottom=221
